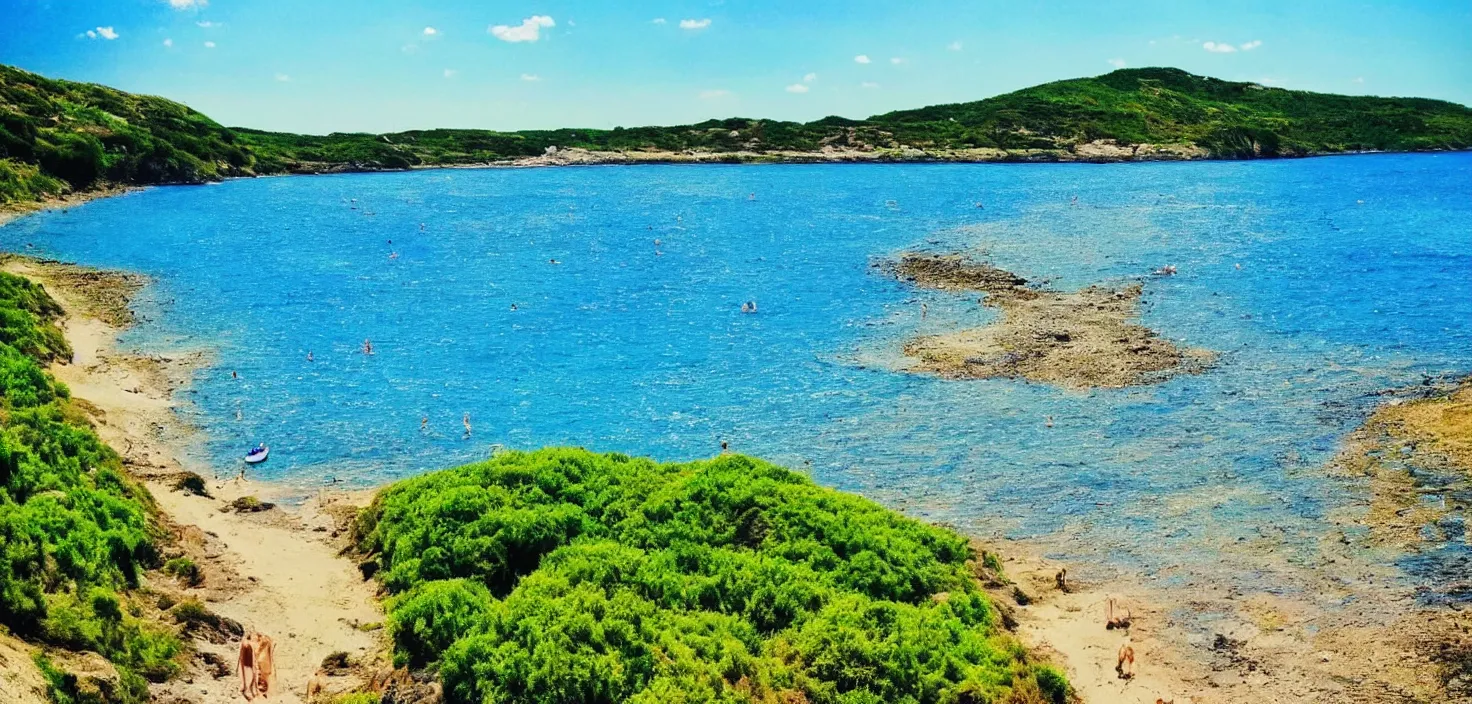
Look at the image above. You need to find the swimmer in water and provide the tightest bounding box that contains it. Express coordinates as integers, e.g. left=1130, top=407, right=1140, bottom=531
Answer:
left=420, top=416, right=428, bottom=432
left=463, top=412, right=472, bottom=438
left=307, top=351, right=314, bottom=362
left=389, top=251, right=399, bottom=260
left=363, top=339, right=374, bottom=355
left=921, top=302, right=928, bottom=320
left=232, top=370, right=238, bottom=379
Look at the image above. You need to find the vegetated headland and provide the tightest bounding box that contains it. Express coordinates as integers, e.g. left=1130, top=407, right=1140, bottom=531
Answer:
left=4, top=62, right=1472, bottom=211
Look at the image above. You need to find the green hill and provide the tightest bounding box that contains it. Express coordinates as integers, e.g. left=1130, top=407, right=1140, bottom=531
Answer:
left=0, top=64, right=255, bottom=206
left=3, top=64, right=1470, bottom=209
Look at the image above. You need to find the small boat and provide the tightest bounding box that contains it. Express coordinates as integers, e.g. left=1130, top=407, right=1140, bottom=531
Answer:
left=245, top=445, right=269, bottom=464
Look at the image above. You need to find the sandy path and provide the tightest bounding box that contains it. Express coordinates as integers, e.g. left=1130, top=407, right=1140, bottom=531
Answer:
left=1, top=258, right=386, bottom=704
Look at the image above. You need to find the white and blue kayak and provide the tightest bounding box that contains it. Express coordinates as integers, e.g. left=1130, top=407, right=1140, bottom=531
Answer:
left=244, top=445, right=269, bottom=464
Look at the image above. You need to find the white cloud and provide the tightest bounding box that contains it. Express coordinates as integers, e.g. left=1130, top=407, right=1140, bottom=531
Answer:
left=1239, top=39, right=1262, bottom=51
left=861, top=81, right=879, bottom=89
left=444, top=69, right=457, bottom=78
left=890, top=57, right=905, bottom=64
left=423, top=26, right=438, bottom=36
left=490, top=15, right=554, bottom=43
left=1107, top=58, right=1126, bottom=68
left=947, top=41, right=963, bottom=51
left=84, top=30, right=95, bottom=38
left=162, top=38, right=172, bottom=47
left=521, top=73, right=541, bottom=81
left=167, top=0, right=205, bottom=8
left=652, top=18, right=666, bottom=24
left=854, top=54, right=871, bottom=64
left=203, top=40, right=215, bottom=48
left=275, top=73, right=290, bottom=82
left=785, top=83, right=809, bottom=94
left=803, top=72, right=817, bottom=83
left=1352, top=76, right=1365, bottom=84
left=699, top=89, right=730, bottom=99
left=679, top=18, right=711, bottom=30
left=87, top=26, right=118, bottom=40
left=196, top=21, right=218, bottom=28
left=1202, top=41, right=1237, bottom=53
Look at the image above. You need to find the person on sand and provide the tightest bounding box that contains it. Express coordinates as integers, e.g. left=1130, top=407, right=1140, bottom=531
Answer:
left=254, top=632, right=276, bottom=697
left=1116, top=640, right=1136, bottom=680
left=237, top=632, right=257, bottom=699
left=1106, top=597, right=1132, bottom=630
left=306, top=668, right=327, bottom=703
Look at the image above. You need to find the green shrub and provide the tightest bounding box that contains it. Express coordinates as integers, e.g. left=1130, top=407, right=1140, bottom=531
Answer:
left=162, top=557, right=202, bottom=587
left=0, top=274, right=179, bottom=695
left=358, top=448, right=1065, bottom=704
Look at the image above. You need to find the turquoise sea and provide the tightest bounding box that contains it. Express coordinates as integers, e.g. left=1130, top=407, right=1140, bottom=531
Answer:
left=4, top=154, right=1470, bottom=593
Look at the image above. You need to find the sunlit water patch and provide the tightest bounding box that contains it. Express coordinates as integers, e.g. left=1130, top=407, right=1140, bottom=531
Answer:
left=4, top=155, right=1470, bottom=593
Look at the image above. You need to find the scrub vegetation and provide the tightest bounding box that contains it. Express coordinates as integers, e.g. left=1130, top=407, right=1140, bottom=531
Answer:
left=0, top=271, right=181, bottom=703
left=3, top=63, right=1470, bottom=208
left=354, top=447, right=1068, bottom=704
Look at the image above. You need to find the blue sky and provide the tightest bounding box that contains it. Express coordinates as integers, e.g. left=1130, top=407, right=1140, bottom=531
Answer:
left=3, top=0, right=1470, bottom=134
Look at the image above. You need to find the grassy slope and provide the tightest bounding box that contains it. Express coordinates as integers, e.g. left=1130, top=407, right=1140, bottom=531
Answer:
left=0, top=64, right=255, bottom=205
left=3, top=63, right=1471, bottom=208
left=0, top=271, right=183, bottom=704
left=354, top=448, right=1068, bottom=704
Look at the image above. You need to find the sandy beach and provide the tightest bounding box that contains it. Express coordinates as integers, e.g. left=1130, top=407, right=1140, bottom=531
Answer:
left=1, top=249, right=1468, bottom=704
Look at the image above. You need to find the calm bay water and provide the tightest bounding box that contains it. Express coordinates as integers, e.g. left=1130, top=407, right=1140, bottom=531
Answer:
left=4, top=155, right=1470, bottom=589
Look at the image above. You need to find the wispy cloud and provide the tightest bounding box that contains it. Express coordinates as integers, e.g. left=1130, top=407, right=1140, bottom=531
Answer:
left=1107, top=58, right=1126, bottom=68
left=699, top=89, right=730, bottom=99
left=167, top=0, right=205, bottom=8
left=490, top=15, right=554, bottom=43
left=861, top=81, right=879, bottom=89
left=196, top=20, right=219, bottom=28
left=275, top=73, right=290, bottom=82
left=444, top=69, right=457, bottom=78
left=1202, top=41, right=1237, bottom=53
left=1239, top=39, right=1262, bottom=51
left=785, top=83, right=810, bottom=94
left=1352, top=76, right=1365, bottom=84
left=803, top=72, right=817, bottom=83
left=890, top=57, right=906, bottom=64
left=947, top=41, right=963, bottom=51
left=679, top=18, right=712, bottom=30
left=423, top=26, right=438, bottom=36
left=853, top=54, right=871, bottom=64
left=652, top=18, right=667, bottom=25
left=83, top=26, right=119, bottom=40
left=162, top=38, right=172, bottom=47
left=203, top=40, right=215, bottom=48
left=521, top=73, right=541, bottom=82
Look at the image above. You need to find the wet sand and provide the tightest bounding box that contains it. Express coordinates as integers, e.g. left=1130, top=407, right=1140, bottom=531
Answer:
left=891, top=253, right=1214, bottom=389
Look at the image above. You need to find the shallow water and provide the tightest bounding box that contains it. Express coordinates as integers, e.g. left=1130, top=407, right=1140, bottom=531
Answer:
left=5, top=155, right=1470, bottom=593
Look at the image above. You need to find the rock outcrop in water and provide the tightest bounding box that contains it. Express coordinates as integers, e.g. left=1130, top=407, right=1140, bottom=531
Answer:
left=890, top=253, right=1213, bottom=389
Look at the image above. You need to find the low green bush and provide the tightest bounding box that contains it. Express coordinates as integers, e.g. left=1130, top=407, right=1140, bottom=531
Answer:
left=0, top=273, right=181, bottom=698
left=357, top=448, right=1069, bottom=704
